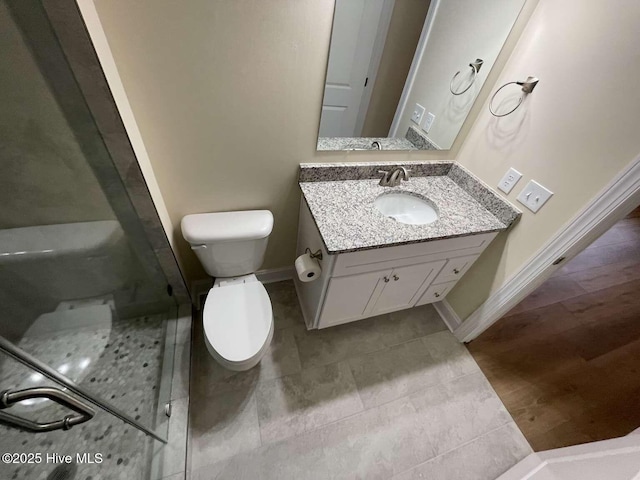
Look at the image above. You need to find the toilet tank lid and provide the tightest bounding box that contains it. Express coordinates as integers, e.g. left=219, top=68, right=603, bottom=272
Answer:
left=181, top=210, right=273, bottom=244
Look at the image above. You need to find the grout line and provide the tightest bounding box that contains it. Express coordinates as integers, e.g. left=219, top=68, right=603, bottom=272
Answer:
left=192, top=299, right=497, bottom=454
left=294, top=318, right=450, bottom=374
left=254, top=369, right=485, bottom=451
left=253, top=390, right=265, bottom=449
left=190, top=317, right=515, bottom=476
left=251, top=371, right=514, bottom=478
left=390, top=421, right=519, bottom=479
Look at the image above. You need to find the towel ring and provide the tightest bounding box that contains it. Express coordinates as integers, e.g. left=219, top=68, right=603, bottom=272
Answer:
left=450, top=59, right=484, bottom=95
left=489, top=76, right=539, bottom=117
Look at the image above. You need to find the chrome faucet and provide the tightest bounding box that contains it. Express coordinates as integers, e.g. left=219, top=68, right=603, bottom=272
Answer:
left=371, top=141, right=382, bottom=150
left=378, top=166, right=410, bottom=187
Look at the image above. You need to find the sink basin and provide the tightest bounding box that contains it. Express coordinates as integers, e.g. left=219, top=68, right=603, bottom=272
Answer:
left=374, top=192, right=438, bottom=225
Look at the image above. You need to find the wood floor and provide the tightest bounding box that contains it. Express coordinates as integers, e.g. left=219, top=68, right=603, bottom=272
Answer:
left=468, top=207, right=640, bottom=452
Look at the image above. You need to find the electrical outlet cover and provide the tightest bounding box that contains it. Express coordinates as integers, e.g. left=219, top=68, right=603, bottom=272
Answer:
left=498, top=167, right=523, bottom=194
left=517, top=180, right=553, bottom=213
left=423, top=112, right=436, bottom=133
left=411, top=103, right=425, bottom=125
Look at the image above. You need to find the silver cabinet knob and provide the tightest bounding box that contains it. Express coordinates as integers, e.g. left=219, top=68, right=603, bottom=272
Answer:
left=453, top=268, right=460, bottom=274
left=393, top=275, right=399, bottom=281
left=383, top=276, right=390, bottom=283
left=434, top=292, right=441, bottom=298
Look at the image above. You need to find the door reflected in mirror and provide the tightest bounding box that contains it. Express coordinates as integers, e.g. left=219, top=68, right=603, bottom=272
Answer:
left=317, top=0, right=527, bottom=151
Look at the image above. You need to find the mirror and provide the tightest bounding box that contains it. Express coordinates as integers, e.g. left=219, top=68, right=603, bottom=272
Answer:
left=318, top=0, right=527, bottom=151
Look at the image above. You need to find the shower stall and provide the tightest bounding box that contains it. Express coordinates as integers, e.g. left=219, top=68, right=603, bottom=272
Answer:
left=0, top=1, right=190, bottom=479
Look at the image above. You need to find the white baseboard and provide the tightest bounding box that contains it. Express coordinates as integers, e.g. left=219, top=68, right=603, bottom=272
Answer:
left=255, top=266, right=294, bottom=284
left=433, top=299, right=462, bottom=333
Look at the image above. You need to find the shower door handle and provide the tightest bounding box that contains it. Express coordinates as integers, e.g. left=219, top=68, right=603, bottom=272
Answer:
left=0, top=386, right=95, bottom=433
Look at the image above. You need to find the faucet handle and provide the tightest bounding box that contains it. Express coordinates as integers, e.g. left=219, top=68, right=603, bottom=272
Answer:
left=378, top=170, right=390, bottom=186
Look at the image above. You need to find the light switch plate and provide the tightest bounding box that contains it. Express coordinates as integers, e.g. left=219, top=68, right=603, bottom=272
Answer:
left=517, top=180, right=553, bottom=213
left=423, top=112, right=436, bottom=133
left=498, top=167, right=523, bottom=194
left=411, top=103, right=425, bottom=124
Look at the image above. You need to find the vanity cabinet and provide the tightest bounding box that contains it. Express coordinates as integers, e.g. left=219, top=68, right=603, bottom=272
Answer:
left=319, top=269, right=389, bottom=328
left=294, top=198, right=498, bottom=329
left=319, top=260, right=445, bottom=328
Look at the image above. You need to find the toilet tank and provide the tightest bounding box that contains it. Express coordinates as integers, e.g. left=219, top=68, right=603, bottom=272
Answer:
left=181, top=210, right=273, bottom=277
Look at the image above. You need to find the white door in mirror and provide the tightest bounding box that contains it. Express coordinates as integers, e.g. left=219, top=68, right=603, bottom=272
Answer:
left=517, top=180, right=553, bottom=213
left=320, top=0, right=387, bottom=137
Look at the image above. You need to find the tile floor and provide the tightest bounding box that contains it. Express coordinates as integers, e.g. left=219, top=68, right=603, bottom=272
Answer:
left=468, top=207, right=640, bottom=451
left=188, top=281, right=531, bottom=479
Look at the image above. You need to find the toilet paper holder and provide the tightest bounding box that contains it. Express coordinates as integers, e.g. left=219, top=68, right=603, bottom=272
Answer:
left=305, top=248, right=323, bottom=261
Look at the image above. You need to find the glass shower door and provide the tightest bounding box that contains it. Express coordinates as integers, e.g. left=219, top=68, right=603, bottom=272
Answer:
left=0, top=0, right=183, bottom=478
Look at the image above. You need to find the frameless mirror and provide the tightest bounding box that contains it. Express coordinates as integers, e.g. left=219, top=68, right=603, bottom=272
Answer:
left=317, top=0, right=527, bottom=151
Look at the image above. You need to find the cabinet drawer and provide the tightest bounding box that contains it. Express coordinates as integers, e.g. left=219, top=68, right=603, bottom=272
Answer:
left=432, top=254, right=479, bottom=284
left=333, top=233, right=497, bottom=277
left=416, top=281, right=457, bottom=306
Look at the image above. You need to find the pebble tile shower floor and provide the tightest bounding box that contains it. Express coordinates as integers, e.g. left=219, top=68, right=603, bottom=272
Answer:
left=188, top=281, right=532, bottom=480
left=0, top=313, right=169, bottom=480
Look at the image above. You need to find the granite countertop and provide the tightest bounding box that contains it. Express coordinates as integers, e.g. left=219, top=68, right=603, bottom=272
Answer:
left=299, top=161, right=521, bottom=254
left=316, top=126, right=437, bottom=152
left=317, top=137, right=417, bottom=151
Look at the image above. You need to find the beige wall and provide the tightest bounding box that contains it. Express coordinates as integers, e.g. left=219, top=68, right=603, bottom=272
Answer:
left=361, top=0, right=430, bottom=138
left=90, top=0, right=639, bottom=329
left=395, top=0, right=526, bottom=149
left=0, top=2, right=113, bottom=229
left=447, top=0, right=640, bottom=319
left=91, top=0, right=456, bottom=283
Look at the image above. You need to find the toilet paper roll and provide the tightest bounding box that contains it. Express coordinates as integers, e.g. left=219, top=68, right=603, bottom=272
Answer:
left=295, top=252, right=321, bottom=283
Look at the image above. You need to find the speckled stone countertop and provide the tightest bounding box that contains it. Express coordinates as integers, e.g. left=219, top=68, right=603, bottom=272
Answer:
left=317, top=136, right=417, bottom=151
left=316, top=126, right=437, bottom=151
left=299, top=161, right=521, bottom=254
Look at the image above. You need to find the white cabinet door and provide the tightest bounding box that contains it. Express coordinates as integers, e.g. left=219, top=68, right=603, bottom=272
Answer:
left=318, top=269, right=391, bottom=328
left=367, top=261, right=445, bottom=316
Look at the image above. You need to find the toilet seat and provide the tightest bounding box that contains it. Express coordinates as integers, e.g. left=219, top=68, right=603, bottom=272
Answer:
left=202, top=274, right=273, bottom=371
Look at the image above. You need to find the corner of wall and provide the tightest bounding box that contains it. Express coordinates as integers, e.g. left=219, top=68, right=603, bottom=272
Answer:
left=76, top=0, right=188, bottom=278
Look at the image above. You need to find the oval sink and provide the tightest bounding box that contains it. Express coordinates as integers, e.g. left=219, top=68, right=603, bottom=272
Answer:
left=374, top=192, right=438, bottom=225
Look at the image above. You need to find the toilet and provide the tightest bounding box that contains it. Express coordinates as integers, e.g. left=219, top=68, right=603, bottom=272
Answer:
left=181, top=210, right=274, bottom=371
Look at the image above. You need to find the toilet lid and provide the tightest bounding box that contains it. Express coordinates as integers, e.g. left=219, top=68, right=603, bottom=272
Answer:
left=203, top=281, right=273, bottom=362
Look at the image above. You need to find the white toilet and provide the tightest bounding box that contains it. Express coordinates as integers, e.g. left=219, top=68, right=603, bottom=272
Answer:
left=181, top=210, right=274, bottom=371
